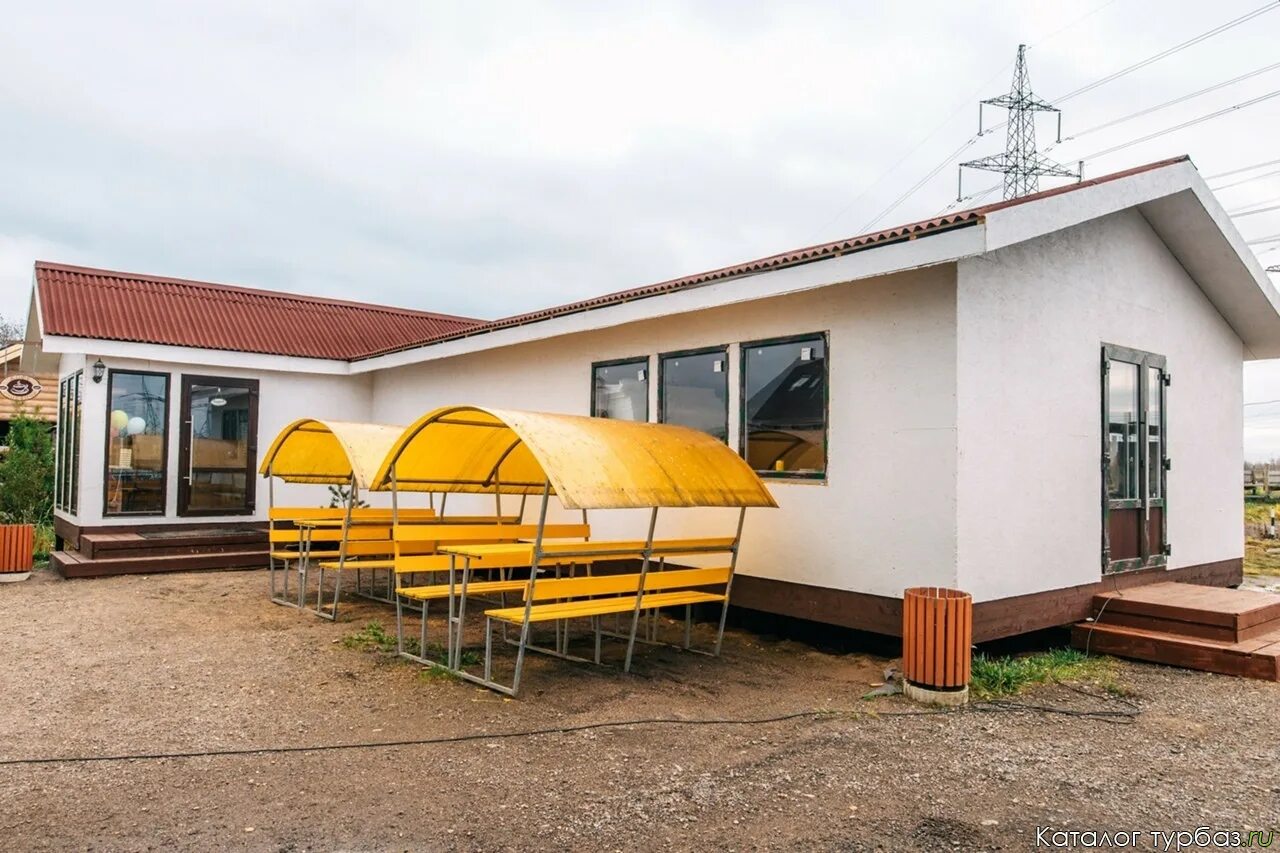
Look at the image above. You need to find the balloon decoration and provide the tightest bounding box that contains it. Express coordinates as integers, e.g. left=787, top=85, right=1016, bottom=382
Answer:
left=110, top=409, right=129, bottom=432
left=125, top=416, right=147, bottom=436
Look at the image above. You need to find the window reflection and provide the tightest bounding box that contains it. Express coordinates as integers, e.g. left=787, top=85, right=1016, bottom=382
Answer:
left=744, top=337, right=826, bottom=475
left=106, top=372, right=168, bottom=515
left=660, top=349, right=727, bottom=442
left=592, top=360, right=648, bottom=421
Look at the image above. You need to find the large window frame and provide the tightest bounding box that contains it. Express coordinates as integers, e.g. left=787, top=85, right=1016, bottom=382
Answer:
left=590, top=356, right=650, bottom=422
left=739, top=332, right=829, bottom=481
left=103, top=369, right=171, bottom=517
left=658, top=345, right=729, bottom=444
left=54, top=370, right=83, bottom=514
left=177, top=374, right=260, bottom=517
left=1101, top=343, right=1168, bottom=573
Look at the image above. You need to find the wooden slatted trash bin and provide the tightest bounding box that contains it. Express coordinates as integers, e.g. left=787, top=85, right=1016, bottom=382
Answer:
left=0, top=524, right=35, bottom=583
left=902, top=587, right=972, bottom=706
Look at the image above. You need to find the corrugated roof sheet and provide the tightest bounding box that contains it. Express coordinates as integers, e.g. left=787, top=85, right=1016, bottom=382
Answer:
left=355, top=156, right=1191, bottom=360
left=35, top=262, right=482, bottom=360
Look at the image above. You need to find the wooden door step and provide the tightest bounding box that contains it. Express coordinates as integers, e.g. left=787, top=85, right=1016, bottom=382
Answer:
left=1089, top=581, right=1280, bottom=642
left=50, top=548, right=268, bottom=579
left=79, top=528, right=266, bottom=560
left=1071, top=620, right=1280, bottom=681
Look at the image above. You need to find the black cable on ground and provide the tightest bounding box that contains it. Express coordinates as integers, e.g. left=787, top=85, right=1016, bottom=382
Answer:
left=0, top=687, right=1142, bottom=768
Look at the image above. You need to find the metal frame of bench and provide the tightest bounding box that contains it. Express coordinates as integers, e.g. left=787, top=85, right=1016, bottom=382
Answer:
left=392, top=518, right=592, bottom=668
left=422, top=481, right=746, bottom=697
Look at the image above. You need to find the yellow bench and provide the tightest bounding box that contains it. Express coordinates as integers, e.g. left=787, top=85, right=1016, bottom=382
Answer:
left=475, top=566, right=731, bottom=688
left=392, top=523, right=593, bottom=666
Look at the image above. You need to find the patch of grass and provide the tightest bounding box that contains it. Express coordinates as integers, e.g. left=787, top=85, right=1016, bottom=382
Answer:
left=1244, top=499, right=1277, bottom=527
left=33, top=522, right=54, bottom=560
left=1246, top=538, right=1280, bottom=577
left=342, top=621, right=400, bottom=654
left=342, top=623, right=481, bottom=683
left=969, top=648, right=1117, bottom=700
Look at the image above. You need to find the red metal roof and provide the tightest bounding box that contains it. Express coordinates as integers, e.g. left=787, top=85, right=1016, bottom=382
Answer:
left=354, top=156, right=1191, bottom=360
left=35, top=262, right=482, bottom=360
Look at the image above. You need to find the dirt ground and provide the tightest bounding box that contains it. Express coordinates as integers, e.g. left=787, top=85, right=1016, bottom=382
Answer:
left=2, top=568, right=1278, bottom=852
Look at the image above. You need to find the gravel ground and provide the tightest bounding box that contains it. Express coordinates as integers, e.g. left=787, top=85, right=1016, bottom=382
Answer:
left=1, top=568, right=1278, bottom=852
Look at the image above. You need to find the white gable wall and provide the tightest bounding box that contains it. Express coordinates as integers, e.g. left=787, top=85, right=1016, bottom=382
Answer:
left=955, top=208, right=1244, bottom=602
left=372, top=263, right=960, bottom=598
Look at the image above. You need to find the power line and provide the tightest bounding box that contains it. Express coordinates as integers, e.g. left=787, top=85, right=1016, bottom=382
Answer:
left=1247, top=232, right=1280, bottom=245
left=1207, top=157, right=1280, bottom=180
left=810, top=61, right=1011, bottom=236
left=1076, top=88, right=1280, bottom=161
left=1026, top=0, right=1120, bottom=48
left=1233, top=203, right=1280, bottom=218
left=1053, top=1, right=1280, bottom=104
left=857, top=135, right=981, bottom=232
left=1060, top=61, right=1280, bottom=141
left=1212, top=168, right=1280, bottom=191
left=832, top=2, right=1280, bottom=236
left=1229, top=194, right=1280, bottom=214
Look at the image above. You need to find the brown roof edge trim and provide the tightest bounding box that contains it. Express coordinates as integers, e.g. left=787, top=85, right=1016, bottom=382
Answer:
left=353, top=217, right=983, bottom=361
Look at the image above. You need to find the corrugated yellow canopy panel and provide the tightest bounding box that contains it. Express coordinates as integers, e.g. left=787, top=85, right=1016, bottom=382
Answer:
left=370, top=405, right=778, bottom=510
left=258, top=419, right=427, bottom=491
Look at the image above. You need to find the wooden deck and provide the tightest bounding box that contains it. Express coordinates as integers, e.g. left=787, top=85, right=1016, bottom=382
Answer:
left=1071, top=581, right=1280, bottom=681
left=50, top=525, right=268, bottom=578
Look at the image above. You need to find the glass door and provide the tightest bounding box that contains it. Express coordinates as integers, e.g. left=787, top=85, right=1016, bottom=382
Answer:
left=178, top=376, right=259, bottom=516
left=1101, top=345, right=1167, bottom=572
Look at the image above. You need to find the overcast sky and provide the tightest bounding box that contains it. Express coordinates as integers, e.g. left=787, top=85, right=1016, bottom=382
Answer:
left=3, top=1, right=1280, bottom=446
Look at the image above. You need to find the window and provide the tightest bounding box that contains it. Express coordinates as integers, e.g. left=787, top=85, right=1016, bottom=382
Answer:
left=179, top=376, right=259, bottom=515
left=54, top=371, right=82, bottom=513
left=105, top=371, right=169, bottom=515
left=742, top=334, right=827, bottom=478
left=591, top=358, right=649, bottom=421
left=1101, top=344, right=1168, bottom=572
left=659, top=347, right=728, bottom=442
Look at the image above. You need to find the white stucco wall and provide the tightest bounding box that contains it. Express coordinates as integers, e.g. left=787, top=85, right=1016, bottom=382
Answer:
left=955, top=208, right=1244, bottom=602
left=58, top=355, right=374, bottom=527
left=371, top=265, right=960, bottom=598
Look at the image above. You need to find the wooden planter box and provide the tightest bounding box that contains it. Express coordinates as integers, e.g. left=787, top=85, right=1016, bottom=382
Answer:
left=902, top=586, right=972, bottom=699
left=0, top=524, right=35, bottom=582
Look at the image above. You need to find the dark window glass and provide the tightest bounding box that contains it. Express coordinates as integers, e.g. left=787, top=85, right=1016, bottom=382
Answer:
left=184, top=380, right=256, bottom=514
left=1147, top=366, right=1163, bottom=499
left=660, top=349, right=727, bottom=442
left=55, top=371, right=83, bottom=513
left=70, top=372, right=81, bottom=513
left=743, top=336, right=827, bottom=476
left=592, top=359, right=648, bottom=421
left=106, top=372, right=168, bottom=515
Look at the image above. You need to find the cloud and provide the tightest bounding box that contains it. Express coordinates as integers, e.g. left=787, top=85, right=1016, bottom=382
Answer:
left=0, top=0, right=1277, bottom=333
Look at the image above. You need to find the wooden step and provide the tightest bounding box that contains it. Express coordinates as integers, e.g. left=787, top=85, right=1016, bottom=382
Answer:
left=79, top=528, right=266, bottom=560
left=51, top=549, right=268, bottom=579
left=1072, top=621, right=1280, bottom=682
left=1090, top=581, right=1280, bottom=643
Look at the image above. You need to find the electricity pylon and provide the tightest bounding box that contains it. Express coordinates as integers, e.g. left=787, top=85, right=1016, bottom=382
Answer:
left=959, top=44, right=1081, bottom=200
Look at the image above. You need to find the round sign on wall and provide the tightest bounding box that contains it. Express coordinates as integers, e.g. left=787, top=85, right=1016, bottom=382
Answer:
left=0, top=375, right=42, bottom=401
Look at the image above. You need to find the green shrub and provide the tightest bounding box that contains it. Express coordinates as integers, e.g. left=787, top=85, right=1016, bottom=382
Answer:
left=0, top=414, right=54, bottom=526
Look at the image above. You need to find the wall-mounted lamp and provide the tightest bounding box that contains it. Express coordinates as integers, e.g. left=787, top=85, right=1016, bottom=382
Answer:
left=92, top=358, right=106, bottom=384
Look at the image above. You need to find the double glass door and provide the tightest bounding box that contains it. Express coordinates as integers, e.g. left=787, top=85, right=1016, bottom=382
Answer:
left=1102, top=345, right=1168, bottom=572
left=178, top=376, right=259, bottom=516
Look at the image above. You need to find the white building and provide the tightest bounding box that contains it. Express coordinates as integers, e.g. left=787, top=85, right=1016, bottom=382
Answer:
left=23, top=156, right=1280, bottom=640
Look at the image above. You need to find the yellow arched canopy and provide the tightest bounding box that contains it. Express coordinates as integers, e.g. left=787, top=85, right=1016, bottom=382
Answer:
left=259, top=419, right=413, bottom=491
left=369, top=405, right=778, bottom=510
